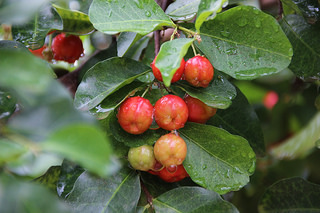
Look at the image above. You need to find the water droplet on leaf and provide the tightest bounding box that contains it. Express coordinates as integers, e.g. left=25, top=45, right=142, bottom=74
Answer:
left=145, top=11, right=151, bottom=17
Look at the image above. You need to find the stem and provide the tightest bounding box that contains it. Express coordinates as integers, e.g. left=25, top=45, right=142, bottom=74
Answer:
left=177, top=26, right=197, bottom=37
left=140, top=178, right=154, bottom=209
left=170, top=27, right=178, bottom=41
left=191, top=43, right=197, bottom=56
left=154, top=30, right=160, bottom=56
left=141, top=86, right=150, bottom=98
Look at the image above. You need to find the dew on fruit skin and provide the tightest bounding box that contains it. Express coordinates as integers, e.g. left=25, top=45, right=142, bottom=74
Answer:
left=145, top=11, right=151, bottom=17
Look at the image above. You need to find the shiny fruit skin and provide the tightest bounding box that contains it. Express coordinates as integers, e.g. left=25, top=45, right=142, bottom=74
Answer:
left=151, top=57, right=185, bottom=83
left=153, top=133, right=187, bottom=167
left=52, top=33, right=84, bottom=63
left=184, top=55, right=214, bottom=88
left=184, top=95, right=217, bottom=123
left=128, top=145, right=156, bottom=171
left=29, top=45, right=46, bottom=58
left=117, top=96, right=153, bottom=135
left=158, top=164, right=189, bottom=183
left=154, top=95, right=188, bottom=131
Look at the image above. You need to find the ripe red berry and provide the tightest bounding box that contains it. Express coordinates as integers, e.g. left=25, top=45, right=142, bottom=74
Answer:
left=158, top=164, right=189, bottom=183
left=263, top=91, right=279, bottom=110
left=184, top=55, right=214, bottom=88
left=117, top=96, right=153, bottom=135
left=51, top=33, right=84, bottom=63
left=151, top=56, right=185, bottom=83
left=154, top=95, right=188, bottom=131
left=153, top=133, right=187, bottom=167
left=29, top=45, right=46, bottom=58
left=184, top=95, right=217, bottom=123
left=128, top=145, right=156, bottom=171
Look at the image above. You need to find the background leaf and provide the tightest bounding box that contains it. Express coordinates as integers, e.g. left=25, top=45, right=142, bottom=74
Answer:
left=196, top=6, right=293, bottom=80
left=153, top=186, right=239, bottom=213
left=179, top=123, right=256, bottom=194
left=117, top=32, right=143, bottom=57
left=258, top=177, right=320, bottom=212
left=165, top=0, right=200, bottom=21
left=281, top=0, right=320, bottom=24
left=34, top=166, right=61, bottom=192
left=155, top=38, right=194, bottom=86
left=207, top=87, right=265, bottom=156
left=0, top=90, right=17, bottom=121
left=74, top=57, right=151, bottom=111
left=89, top=0, right=175, bottom=35
left=67, top=168, right=141, bottom=213
left=280, top=15, right=320, bottom=79
left=171, top=72, right=237, bottom=109
left=0, top=139, right=27, bottom=164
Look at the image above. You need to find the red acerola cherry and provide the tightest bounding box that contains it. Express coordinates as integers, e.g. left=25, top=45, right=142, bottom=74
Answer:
left=158, top=164, right=189, bottom=183
left=153, top=133, right=187, bottom=167
left=154, top=94, right=188, bottom=131
left=117, top=96, right=153, bottom=135
left=29, top=45, right=46, bottom=58
left=184, top=55, right=214, bottom=88
left=184, top=94, right=217, bottom=123
left=263, top=91, right=279, bottom=109
left=151, top=56, right=185, bottom=83
left=51, top=33, right=84, bottom=63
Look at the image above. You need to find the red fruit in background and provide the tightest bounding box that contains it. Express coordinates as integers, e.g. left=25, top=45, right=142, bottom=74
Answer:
left=29, top=45, right=46, bottom=58
left=184, top=95, right=217, bottom=123
left=158, top=164, right=189, bottom=183
left=117, top=96, right=153, bottom=135
left=153, top=133, right=187, bottom=167
left=154, top=94, right=188, bottom=131
left=263, top=91, right=279, bottom=109
left=51, top=33, right=84, bottom=63
left=184, top=55, right=214, bottom=88
left=151, top=56, right=185, bottom=83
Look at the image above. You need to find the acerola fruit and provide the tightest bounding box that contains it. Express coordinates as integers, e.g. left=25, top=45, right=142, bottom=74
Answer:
left=128, top=145, right=156, bottom=171
left=51, top=33, right=84, bottom=63
left=184, top=55, right=214, bottom=88
left=154, top=94, right=188, bottom=131
left=184, top=94, right=217, bottom=123
left=153, top=133, right=187, bottom=167
left=151, top=56, right=185, bottom=83
left=117, top=96, right=153, bottom=135
left=29, top=45, right=46, bottom=58
left=158, top=164, right=189, bottom=183
left=263, top=91, right=279, bottom=110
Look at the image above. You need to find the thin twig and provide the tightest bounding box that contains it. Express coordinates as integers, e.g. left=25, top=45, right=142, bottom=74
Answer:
left=140, top=178, right=154, bottom=209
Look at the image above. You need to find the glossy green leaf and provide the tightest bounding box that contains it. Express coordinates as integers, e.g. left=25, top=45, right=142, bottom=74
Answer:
left=124, top=36, right=150, bottom=61
left=258, top=177, right=320, bottom=212
left=153, top=187, right=239, bottom=212
left=89, top=0, right=175, bottom=35
left=207, top=87, right=265, bottom=156
left=11, top=4, right=63, bottom=49
left=0, top=139, right=27, bottom=164
left=74, top=57, right=151, bottom=111
left=165, top=0, right=200, bottom=21
left=155, top=38, right=194, bottom=87
left=282, top=0, right=320, bottom=23
left=34, top=166, right=61, bottom=192
left=196, top=6, right=293, bottom=80
left=0, top=175, right=71, bottom=213
left=41, top=124, right=117, bottom=177
left=281, top=0, right=303, bottom=16
left=67, top=168, right=141, bottom=213
left=179, top=123, right=256, bottom=194
left=195, top=0, right=228, bottom=32
left=108, top=111, right=167, bottom=148
left=172, top=72, right=236, bottom=109
left=117, top=32, right=143, bottom=57
left=52, top=4, right=94, bottom=35
left=270, top=112, right=320, bottom=160
left=280, top=15, right=320, bottom=79
left=0, top=90, right=17, bottom=121
left=0, top=40, right=30, bottom=52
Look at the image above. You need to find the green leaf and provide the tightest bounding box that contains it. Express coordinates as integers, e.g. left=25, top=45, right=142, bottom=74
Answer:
left=0, top=139, right=27, bottom=164
left=67, top=168, right=141, bottom=213
left=0, top=40, right=30, bottom=52
left=281, top=0, right=320, bottom=23
left=155, top=38, right=194, bottom=87
left=280, top=15, right=320, bottom=79
left=195, top=0, right=228, bottom=32
left=89, top=0, right=175, bottom=35
left=53, top=4, right=94, bottom=35
left=0, top=90, right=17, bottom=121
left=124, top=36, right=150, bottom=61
left=172, top=72, right=236, bottom=109
left=153, top=186, right=239, bottom=213
left=34, top=166, right=61, bottom=192
left=270, top=112, right=320, bottom=160
left=196, top=6, right=293, bottom=80
left=179, top=123, right=256, bottom=194
left=207, top=87, right=265, bottom=156
left=74, top=57, right=151, bottom=111
left=108, top=111, right=167, bottom=147
left=117, top=32, right=143, bottom=57
left=281, top=0, right=304, bottom=16
left=258, top=177, right=320, bottom=212
left=0, top=175, right=71, bottom=213
left=165, top=0, right=200, bottom=21
left=11, top=4, right=63, bottom=49
left=41, top=124, right=118, bottom=177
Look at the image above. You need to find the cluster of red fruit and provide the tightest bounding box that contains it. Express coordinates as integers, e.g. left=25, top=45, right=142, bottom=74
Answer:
left=29, top=33, right=84, bottom=63
left=118, top=55, right=217, bottom=182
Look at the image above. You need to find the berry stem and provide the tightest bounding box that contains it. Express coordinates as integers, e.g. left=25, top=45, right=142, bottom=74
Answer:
left=140, top=178, right=154, bottom=209
left=191, top=43, right=197, bottom=56
left=170, top=27, right=178, bottom=41
left=141, top=86, right=150, bottom=98
left=177, top=26, right=197, bottom=37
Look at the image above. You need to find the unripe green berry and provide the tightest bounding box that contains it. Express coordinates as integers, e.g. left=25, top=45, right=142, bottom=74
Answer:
left=128, top=145, right=156, bottom=171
